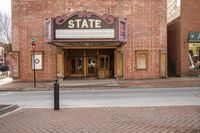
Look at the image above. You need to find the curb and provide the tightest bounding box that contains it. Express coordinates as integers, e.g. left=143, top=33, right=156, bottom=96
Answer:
left=0, top=104, right=19, bottom=115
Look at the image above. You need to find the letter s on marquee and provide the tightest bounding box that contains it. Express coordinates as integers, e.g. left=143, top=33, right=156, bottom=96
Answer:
left=68, top=20, right=74, bottom=28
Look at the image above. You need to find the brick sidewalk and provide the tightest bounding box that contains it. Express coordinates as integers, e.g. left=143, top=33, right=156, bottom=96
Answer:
left=0, top=106, right=200, bottom=133
left=118, top=77, right=200, bottom=88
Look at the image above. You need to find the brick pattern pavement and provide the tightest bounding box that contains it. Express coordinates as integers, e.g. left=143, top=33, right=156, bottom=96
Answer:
left=0, top=106, right=200, bottom=133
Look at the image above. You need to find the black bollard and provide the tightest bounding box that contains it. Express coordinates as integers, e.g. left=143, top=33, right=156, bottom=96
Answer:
left=54, top=79, right=59, bottom=110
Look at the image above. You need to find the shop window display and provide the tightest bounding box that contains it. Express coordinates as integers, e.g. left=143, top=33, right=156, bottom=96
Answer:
left=189, top=43, right=200, bottom=69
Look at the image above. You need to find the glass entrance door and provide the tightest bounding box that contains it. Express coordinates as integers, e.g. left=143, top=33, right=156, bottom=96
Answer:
left=98, top=55, right=110, bottom=78
left=66, top=49, right=114, bottom=78
left=70, top=57, right=83, bottom=75
left=87, top=57, right=96, bottom=77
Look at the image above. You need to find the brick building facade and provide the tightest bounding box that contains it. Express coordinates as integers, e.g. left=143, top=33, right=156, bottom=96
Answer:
left=167, top=0, right=200, bottom=76
left=11, top=0, right=167, bottom=81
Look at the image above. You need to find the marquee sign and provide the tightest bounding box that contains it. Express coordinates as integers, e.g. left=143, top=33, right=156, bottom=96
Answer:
left=45, top=11, right=127, bottom=43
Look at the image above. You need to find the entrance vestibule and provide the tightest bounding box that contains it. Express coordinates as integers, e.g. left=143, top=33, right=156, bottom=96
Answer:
left=64, top=49, right=114, bottom=79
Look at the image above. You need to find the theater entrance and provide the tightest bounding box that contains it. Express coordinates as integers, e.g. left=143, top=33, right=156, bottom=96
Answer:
left=64, top=49, right=114, bottom=79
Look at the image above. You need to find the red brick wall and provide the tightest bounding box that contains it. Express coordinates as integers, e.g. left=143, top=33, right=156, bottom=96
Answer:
left=180, top=0, right=200, bottom=76
left=167, top=17, right=181, bottom=76
left=123, top=0, right=167, bottom=79
left=12, top=0, right=167, bottom=81
left=12, top=0, right=57, bottom=81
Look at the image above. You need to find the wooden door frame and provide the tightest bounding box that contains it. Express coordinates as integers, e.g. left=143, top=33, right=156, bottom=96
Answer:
left=98, top=55, right=110, bottom=78
left=160, top=50, right=167, bottom=78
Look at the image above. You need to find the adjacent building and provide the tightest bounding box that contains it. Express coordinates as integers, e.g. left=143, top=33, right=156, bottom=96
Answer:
left=11, top=0, right=167, bottom=81
left=167, top=0, right=200, bottom=76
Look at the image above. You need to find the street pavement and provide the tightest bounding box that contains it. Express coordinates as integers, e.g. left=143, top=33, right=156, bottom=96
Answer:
left=0, top=87, right=200, bottom=107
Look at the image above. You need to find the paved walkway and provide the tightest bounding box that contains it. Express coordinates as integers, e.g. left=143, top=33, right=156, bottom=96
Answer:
left=0, top=77, right=200, bottom=91
left=0, top=106, right=200, bottom=133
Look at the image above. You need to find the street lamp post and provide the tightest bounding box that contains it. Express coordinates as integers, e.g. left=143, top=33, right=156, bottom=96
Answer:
left=31, top=38, right=37, bottom=88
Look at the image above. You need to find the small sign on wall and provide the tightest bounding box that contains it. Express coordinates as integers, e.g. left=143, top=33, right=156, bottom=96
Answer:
left=32, top=52, right=43, bottom=70
left=188, top=32, right=200, bottom=43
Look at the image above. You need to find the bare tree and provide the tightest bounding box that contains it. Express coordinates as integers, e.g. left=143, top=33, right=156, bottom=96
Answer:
left=0, top=11, right=11, bottom=44
left=0, top=11, right=12, bottom=66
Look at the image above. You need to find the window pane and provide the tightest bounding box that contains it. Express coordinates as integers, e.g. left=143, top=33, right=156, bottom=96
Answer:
left=189, top=43, right=200, bottom=69
left=100, top=57, right=104, bottom=68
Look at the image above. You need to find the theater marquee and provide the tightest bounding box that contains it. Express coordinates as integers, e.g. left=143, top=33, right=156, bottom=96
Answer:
left=45, top=11, right=127, bottom=43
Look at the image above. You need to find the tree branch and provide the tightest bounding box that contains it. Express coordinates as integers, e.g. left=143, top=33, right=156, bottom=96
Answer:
left=0, top=11, right=11, bottom=44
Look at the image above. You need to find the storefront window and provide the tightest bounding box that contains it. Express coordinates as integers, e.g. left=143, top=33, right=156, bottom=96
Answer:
left=189, top=43, right=200, bottom=69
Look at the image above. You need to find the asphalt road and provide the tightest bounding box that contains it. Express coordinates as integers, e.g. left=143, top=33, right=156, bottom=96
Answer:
left=0, top=87, right=200, bottom=107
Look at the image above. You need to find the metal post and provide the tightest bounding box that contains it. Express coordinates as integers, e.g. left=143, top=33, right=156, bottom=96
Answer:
left=54, top=79, right=59, bottom=110
left=31, top=38, right=37, bottom=88
left=33, top=50, right=36, bottom=88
